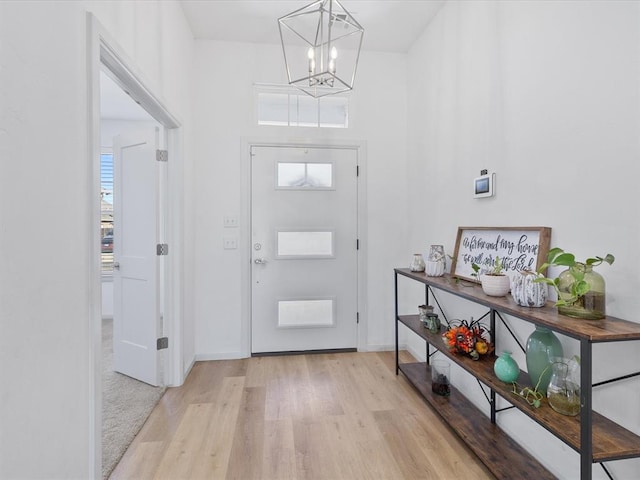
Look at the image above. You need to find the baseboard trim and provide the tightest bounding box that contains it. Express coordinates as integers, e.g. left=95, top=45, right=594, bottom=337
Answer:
left=252, top=347, right=357, bottom=357
left=194, top=352, right=247, bottom=361
left=359, top=343, right=398, bottom=352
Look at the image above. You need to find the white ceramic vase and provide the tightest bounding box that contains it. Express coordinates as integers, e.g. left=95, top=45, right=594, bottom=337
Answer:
left=425, top=260, right=445, bottom=277
left=426, top=245, right=446, bottom=277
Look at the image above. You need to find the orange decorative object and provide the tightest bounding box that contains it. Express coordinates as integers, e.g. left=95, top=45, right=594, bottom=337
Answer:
left=443, top=318, right=492, bottom=360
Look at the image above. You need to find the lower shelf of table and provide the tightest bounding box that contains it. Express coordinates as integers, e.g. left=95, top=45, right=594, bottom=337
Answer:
left=398, top=361, right=556, bottom=480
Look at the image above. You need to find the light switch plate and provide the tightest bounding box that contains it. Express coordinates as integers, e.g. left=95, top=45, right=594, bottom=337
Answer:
left=223, top=237, right=238, bottom=250
left=223, top=215, right=239, bottom=228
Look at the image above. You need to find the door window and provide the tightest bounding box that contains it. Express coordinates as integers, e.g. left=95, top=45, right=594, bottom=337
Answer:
left=276, top=162, right=333, bottom=189
left=276, top=231, right=334, bottom=258
left=277, top=299, right=335, bottom=328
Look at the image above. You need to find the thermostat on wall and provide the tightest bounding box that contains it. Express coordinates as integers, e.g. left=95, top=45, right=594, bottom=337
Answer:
left=474, top=171, right=495, bottom=198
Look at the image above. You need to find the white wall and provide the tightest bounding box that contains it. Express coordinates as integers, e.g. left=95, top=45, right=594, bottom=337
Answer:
left=192, top=40, right=409, bottom=358
left=406, top=1, right=640, bottom=478
left=0, top=1, right=193, bottom=477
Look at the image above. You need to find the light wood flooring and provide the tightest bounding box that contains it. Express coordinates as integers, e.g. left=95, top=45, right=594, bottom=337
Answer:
left=110, top=351, right=495, bottom=480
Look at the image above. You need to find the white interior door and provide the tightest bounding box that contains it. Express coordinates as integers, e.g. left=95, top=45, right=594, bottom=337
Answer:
left=113, top=130, right=161, bottom=386
left=251, top=145, right=358, bottom=354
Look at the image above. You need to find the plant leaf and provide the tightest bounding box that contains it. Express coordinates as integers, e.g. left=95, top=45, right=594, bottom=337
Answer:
left=553, top=253, right=576, bottom=267
left=574, top=280, right=591, bottom=297
left=537, top=262, right=550, bottom=274
left=546, top=247, right=565, bottom=263
left=571, top=266, right=585, bottom=282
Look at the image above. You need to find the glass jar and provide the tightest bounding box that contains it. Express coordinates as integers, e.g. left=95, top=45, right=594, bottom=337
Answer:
left=410, top=253, right=426, bottom=272
left=557, top=264, right=606, bottom=320
left=425, top=245, right=445, bottom=277
left=425, top=313, right=441, bottom=333
left=547, top=359, right=580, bottom=416
left=431, top=360, right=451, bottom=396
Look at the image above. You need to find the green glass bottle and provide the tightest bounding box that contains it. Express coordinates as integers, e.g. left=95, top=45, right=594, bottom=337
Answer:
left=526, top=326, right=563, bottom=392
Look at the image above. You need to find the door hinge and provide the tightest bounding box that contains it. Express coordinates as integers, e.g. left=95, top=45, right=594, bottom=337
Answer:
left=157, top=337, right=169, bottom=350
left=357, top=312, right=360, bottom=324
left=356, top=239, right=360, bottom=250
left=156, top=149, right=168, bottom=162
left=157, top=243, right=169, bottom=255
left=356, top=165, right=360, bottom=177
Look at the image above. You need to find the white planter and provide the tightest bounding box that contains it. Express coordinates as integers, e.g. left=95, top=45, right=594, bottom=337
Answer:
left=481, top=274, right=511, bottom=297
left=425, top=260, right=445, bottom=277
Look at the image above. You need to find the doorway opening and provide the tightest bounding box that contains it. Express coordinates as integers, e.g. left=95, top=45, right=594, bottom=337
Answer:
left=88, top=13, right=183, bottom=479
left=99, top=70, right=166, bottom=478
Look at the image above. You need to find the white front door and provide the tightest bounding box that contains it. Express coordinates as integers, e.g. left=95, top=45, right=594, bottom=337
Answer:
left=251, top=145, right=359, bottom=354
left=112, top=130, right=161, bottom=386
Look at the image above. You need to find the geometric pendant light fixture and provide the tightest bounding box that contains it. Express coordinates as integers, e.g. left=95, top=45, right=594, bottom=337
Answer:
left=278, top=0, right=364, bottom=98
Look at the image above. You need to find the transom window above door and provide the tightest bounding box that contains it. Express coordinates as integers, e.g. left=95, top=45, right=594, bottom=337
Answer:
left=256, top=87, right=349, bottom=128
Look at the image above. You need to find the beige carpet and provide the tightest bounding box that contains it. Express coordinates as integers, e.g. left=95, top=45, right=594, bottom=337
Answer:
left=102, top=319, right=166, bottom=479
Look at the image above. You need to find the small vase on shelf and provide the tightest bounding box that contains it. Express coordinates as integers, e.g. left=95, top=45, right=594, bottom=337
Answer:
left=494, top=351, right=520, bottom=383
left=410, top=254, right=426, bottom=272
left=425, top=244, right=446, bottom=277
left=526, top=326, right=563, bottom=392
left=547, top=358, right=580, bottom=416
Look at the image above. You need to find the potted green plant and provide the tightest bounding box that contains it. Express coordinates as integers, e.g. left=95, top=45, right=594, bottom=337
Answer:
left=535, top=248, right=614, bottom=320
left=472, top=257, right=511, bottom=297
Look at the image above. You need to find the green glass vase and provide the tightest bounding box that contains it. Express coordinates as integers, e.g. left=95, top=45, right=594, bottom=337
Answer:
left=526, top=326, right=563, bottom=392
left=494, top=351, right=520, bottom=383
left=557, top=264, right=606, bottom=320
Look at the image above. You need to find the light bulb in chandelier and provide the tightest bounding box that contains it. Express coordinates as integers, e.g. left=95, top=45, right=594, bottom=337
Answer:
left=329, top=46, right=337, bottom=74
left=307, top=48, right=315, bottom=74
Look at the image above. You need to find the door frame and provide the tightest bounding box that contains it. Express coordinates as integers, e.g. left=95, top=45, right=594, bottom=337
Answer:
left=240, top=139, right=368, bottom=358
left=87, top=13, right=184, bottom=479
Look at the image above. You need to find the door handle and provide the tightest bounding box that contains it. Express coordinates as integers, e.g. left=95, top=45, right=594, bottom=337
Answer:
left=113, top=262, right=120, bottom=270
left=254, top=258, right=268, bottom=264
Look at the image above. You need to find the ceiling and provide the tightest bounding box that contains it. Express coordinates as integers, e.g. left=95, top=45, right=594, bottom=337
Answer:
left=101, top=1, right=445, bottom=121
left=179, top=0, right=445, bottom=53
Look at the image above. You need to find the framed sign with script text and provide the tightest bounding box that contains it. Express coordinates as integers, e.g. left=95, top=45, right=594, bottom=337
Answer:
left=451, top=226, right=552, bottom=282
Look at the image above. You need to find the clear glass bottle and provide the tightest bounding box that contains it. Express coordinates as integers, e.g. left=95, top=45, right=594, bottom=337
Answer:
left=557, top=264, right=606, bottom=320
left=547, top=359, right=580, bottom=416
